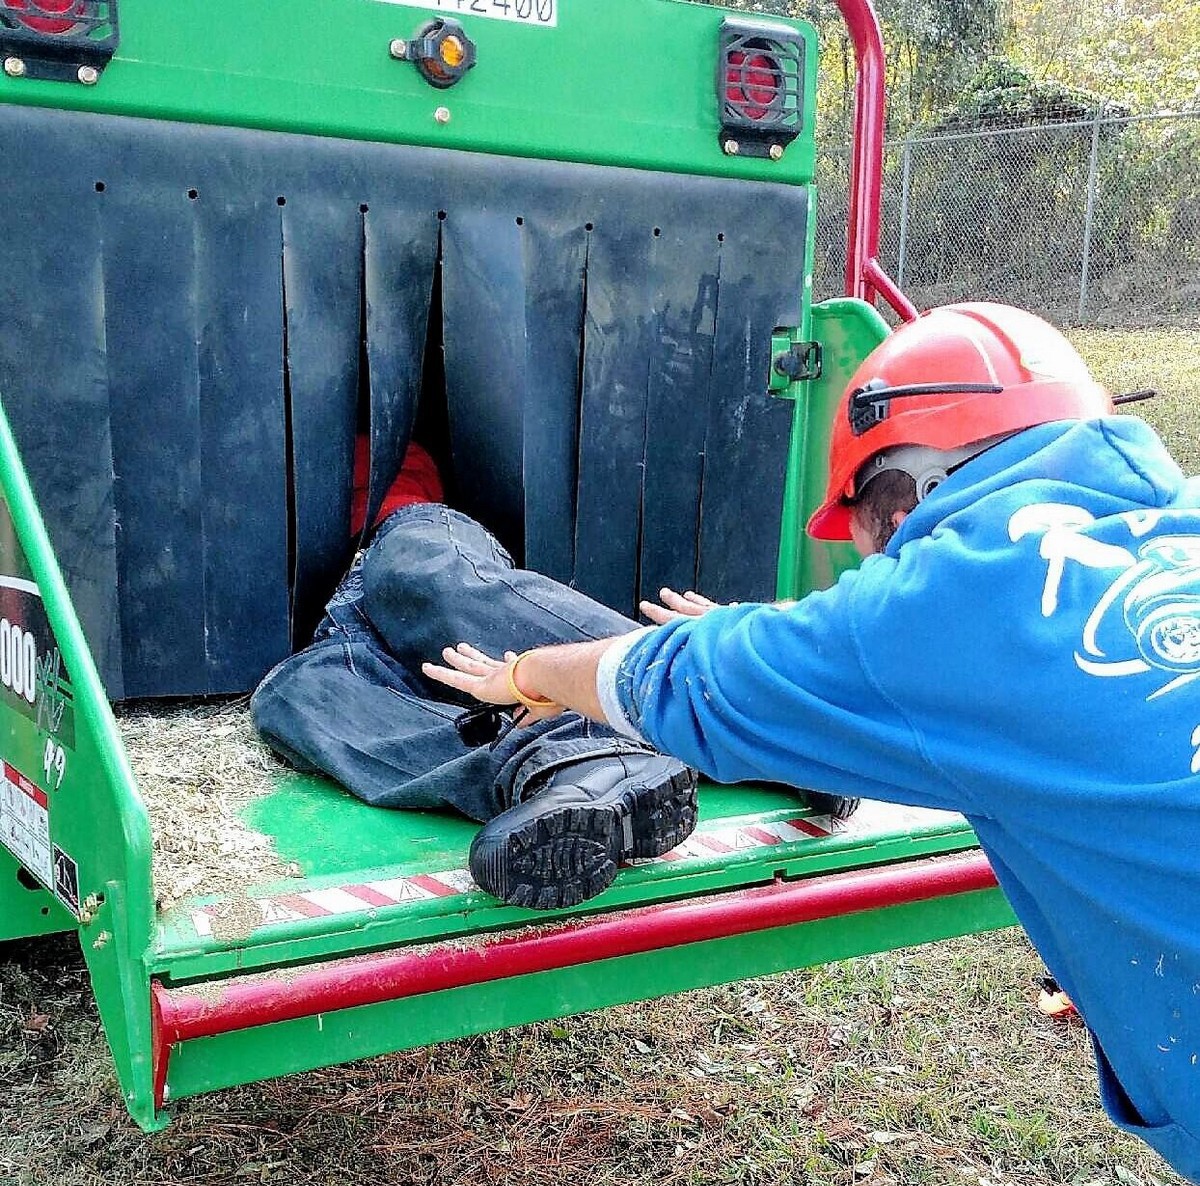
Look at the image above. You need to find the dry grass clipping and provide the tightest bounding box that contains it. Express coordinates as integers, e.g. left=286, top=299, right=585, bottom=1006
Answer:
left=115, top=700, right=295, bottom=913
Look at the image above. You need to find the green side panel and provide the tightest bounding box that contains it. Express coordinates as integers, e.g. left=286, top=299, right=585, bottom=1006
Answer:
left=0, top=0, right=817, bottom=185
left=0, top=399, right=157, bottom=1127
left=164, top=887, right=1015, bottom=1102
left=778, top=297, right=890, bottom=600
left=0, top=843, right=74, bottom=939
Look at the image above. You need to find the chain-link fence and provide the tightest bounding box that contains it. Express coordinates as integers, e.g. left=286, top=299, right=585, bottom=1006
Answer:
left=815, top=111, right=1200, bottom=326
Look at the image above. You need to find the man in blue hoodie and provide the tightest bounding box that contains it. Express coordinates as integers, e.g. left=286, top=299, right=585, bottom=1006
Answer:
left=425, top=303, right=1200, bottom=1182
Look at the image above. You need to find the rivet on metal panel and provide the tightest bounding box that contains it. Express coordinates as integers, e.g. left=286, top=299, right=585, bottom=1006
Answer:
left=3, top=57, right=26, bottom=79
left=91, top=931, right=111, bottom=950
left=77, top=65, right=100, bottom=86
left=434, top=106, right=451, bottom=124
left=769, top=144, right=784, bottom=162
left=722, top=139, right=740, bottom=156
left=389, top=38, right=408, bottom=60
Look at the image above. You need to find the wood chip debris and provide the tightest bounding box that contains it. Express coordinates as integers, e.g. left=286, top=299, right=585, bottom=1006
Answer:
left=115, top=700, right=299, bottom=915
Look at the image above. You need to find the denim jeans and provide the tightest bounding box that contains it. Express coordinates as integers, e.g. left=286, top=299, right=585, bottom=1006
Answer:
left=250, top=504, right=648, bottom=822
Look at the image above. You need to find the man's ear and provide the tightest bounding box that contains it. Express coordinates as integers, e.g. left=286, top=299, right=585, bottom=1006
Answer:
left=891, top=509, right=909, bottom=532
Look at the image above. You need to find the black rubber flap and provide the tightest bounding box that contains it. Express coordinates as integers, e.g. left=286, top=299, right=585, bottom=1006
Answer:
left=282, top=202, right=361, bottom=646
left=0, top=171, right=124, bottom=698
left=443, top=212, right=527, bottom=552
left=362, top=207, right=437, bottom=544
left=0, top=105, right=807, bottom=697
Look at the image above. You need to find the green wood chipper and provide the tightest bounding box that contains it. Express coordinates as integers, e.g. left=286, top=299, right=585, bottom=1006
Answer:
left=0, top=0, right=1014, bottom=1131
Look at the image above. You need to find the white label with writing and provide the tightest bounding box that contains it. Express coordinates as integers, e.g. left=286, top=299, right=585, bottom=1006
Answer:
left=375, top=0, right=557, bottom=29
left=0, top=761, right=51, bottom=889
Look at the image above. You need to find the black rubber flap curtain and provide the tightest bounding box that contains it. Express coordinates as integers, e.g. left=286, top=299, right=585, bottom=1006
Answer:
left=0, top=105, right=806, bottom=699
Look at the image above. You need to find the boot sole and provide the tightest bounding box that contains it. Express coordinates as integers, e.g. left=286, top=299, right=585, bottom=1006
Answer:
left=804, top=792, right=862, bottom=821
left=470, top=766, right=698, bottom=911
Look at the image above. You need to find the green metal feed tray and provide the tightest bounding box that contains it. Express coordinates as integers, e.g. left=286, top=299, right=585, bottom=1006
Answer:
left=0, top=0, right=1014, bottom=1131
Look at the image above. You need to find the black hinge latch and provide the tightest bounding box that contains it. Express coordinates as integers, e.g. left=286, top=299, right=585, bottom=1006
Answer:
left=772, top=340, right=822, bottom=384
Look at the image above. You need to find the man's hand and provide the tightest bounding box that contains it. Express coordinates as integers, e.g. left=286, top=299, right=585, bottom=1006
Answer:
left=423, top=644, right=565, bottom=722
left=640, top=587, right=721, bottom=625
left=425, top=637, right=625, bottom=726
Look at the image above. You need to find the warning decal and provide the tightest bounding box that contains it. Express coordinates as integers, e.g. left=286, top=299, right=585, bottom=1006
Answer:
left=53, top=845, right=80, bottom=916
left=184, top=801, right=969, bottom=941
left=0, top=759, right=52, bottom=890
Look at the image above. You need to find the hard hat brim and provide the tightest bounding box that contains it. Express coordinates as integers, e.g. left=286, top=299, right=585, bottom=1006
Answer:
left=806, top=499, right=852, bottom=542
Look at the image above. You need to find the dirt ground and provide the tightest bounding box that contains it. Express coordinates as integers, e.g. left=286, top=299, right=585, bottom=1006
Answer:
left=1, top=328, right=1196, bottom=1186
left=1, top=929, right=1188, bottom=1186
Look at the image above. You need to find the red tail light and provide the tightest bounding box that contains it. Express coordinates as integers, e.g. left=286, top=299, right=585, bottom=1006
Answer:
left=725, top=49, right=783, bottom=123
left=718, top=19, right=806, bottom=160
left=6, top=0, right=86, bottom=35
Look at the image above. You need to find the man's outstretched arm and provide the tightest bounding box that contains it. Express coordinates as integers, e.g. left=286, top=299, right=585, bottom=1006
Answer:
left=423, top=586, right=721, bottom=724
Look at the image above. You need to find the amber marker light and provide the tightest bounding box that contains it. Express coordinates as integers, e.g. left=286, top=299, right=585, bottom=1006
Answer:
left=393, top=18, right=477, bottom=90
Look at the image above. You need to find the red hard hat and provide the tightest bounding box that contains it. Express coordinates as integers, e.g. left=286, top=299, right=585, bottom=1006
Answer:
left=806, top=303, right=1113, bottom=541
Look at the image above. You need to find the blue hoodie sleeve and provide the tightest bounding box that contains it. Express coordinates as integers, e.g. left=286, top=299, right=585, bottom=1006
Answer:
left=606, top=569, right=964, bottom=812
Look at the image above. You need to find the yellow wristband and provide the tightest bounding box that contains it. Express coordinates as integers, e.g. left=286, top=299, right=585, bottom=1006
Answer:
left=507, top=652, right=557, bottom=709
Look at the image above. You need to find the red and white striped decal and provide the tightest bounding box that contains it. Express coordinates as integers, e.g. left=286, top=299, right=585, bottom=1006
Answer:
left=651, top=814, right=832, bottom=862
left=186, top=810, right=933, bottom=939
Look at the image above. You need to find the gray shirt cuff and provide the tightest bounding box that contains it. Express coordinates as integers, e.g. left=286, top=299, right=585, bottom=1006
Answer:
left=595, top=627, right=655, bottom=743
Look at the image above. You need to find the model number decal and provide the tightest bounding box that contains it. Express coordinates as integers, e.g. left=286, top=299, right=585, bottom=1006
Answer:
left=376, top=0, right=557, bottom=28
left=0, top=618, right=37, bottom=705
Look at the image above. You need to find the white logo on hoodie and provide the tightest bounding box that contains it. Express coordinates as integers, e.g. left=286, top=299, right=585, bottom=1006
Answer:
left=1008, top=504, right=1200, bottom=699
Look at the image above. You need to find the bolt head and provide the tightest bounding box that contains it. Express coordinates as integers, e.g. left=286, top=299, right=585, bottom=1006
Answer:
left=769, top=143, right=784, bottom=162
left=434, top=106, right=451, bottom=125
left=77, top=64, right=100, bottom=86
left=389, top=38, right=407, bottom=60
left=723, top=139, right=740, bottom=156
left=4, top=57, right=26, bottom=79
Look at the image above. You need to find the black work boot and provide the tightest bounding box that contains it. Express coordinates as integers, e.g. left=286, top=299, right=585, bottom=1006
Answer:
left=469, top=753, right=699, bottom=910
left=804, top=791, right=861, bottom=821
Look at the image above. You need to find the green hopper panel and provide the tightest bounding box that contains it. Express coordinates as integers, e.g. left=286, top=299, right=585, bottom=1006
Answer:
left=0, top=398, right=156, bottom=1120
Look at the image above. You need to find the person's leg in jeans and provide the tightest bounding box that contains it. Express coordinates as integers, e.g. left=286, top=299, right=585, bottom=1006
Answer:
left=252, top=509, right=698, bottom=908
left=252, top=556, right=646, bottom=822
left=360, top=503, right=635, bottom=682
left=361, top=504, right=860, bottom=826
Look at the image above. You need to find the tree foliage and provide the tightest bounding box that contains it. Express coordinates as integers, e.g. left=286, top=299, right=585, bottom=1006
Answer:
left=929, top=58, right=1120, bottom=131
left=1006, top=0, right=1200, bottom=114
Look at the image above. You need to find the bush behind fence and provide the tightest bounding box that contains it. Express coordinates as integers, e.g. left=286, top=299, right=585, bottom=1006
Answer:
left=815, top=111, right=1200, bottom=327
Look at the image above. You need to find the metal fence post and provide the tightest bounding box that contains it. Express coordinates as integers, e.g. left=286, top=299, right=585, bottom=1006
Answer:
left=897, top=136, right=913, bottom=286
left=1079, top=106, right=1105, bottom=321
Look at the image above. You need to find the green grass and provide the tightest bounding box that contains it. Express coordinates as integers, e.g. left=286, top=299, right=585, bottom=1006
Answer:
left=1067, top=327, right=1200, bottom=472
left=0, top=929, right=1187, bottom=1186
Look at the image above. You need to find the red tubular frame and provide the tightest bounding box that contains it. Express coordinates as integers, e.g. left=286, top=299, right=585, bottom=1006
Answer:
left=833, top=0, right=919, bottom=321
left=151, top=852, right=998, bottom=1107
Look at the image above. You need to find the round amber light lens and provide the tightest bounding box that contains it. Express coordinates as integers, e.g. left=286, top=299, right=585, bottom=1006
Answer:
left=440, top=35, right=466, bottom=69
